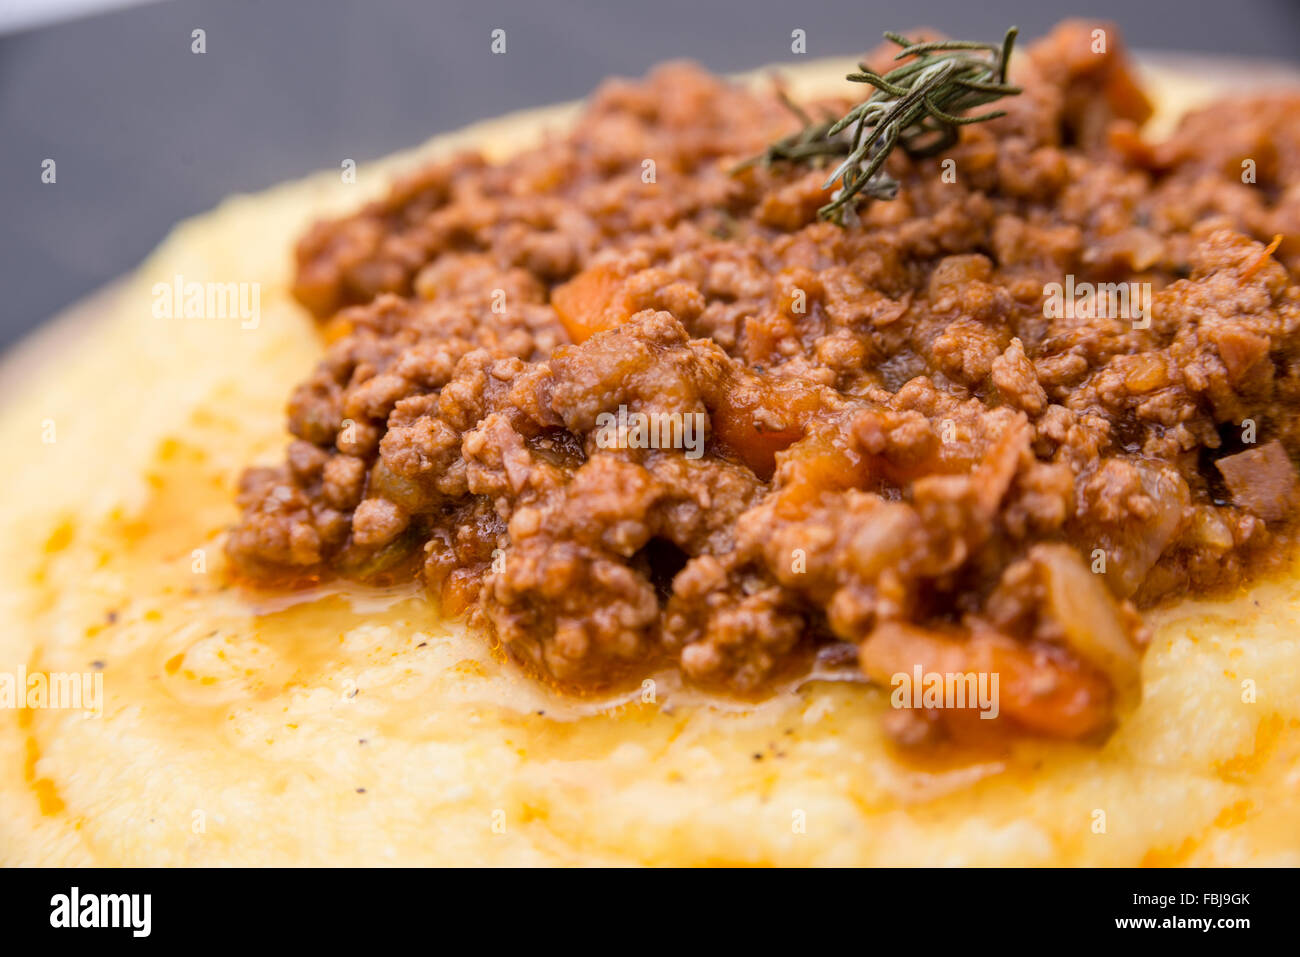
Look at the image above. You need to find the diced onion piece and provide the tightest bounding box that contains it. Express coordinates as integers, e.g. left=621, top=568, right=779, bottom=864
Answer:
left=1032, top=544, right=1141, bottom=712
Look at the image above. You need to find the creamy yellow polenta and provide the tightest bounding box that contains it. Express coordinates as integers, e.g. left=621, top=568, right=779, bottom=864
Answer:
left=2, top=61, right=1299, bottom=866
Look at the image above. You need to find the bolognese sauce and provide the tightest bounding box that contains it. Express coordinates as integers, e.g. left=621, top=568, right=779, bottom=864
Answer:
left=227, top=21, right=1300, bottom=743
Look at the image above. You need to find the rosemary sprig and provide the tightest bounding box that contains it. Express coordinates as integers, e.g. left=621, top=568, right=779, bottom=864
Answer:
left=737, top=26, right=1021, bottom=224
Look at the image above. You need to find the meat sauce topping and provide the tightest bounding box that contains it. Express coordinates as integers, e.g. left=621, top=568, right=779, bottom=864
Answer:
left=228, top=21, right=1300, bottom=744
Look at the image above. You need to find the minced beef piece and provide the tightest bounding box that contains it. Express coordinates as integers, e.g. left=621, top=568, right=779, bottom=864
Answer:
left=227, top=21, right=1300, bottom=742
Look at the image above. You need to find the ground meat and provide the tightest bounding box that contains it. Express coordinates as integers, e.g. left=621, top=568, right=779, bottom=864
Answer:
left=227, top=21, right=1300, bottom=742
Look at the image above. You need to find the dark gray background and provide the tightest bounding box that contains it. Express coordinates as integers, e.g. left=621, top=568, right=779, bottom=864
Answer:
left=3, top=0, right=1299, bottom=350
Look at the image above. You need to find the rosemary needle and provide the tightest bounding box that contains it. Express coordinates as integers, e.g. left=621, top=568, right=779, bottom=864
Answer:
left=737, top=26, right=1021, bottom=224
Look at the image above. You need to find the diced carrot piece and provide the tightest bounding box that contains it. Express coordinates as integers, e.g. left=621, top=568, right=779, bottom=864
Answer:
left=772, top=431, right=869, bottom=514
left=321, top=315, right=355, bottom=344
left=968, top=632, right=1113, bottom=740
left=550, top=264, right=630, bottom=343
left=712, top=416, right=801, bottom=481
left=860, top=622, right=1114, bottom=742
left=710, top=376, right=825, bottom=481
